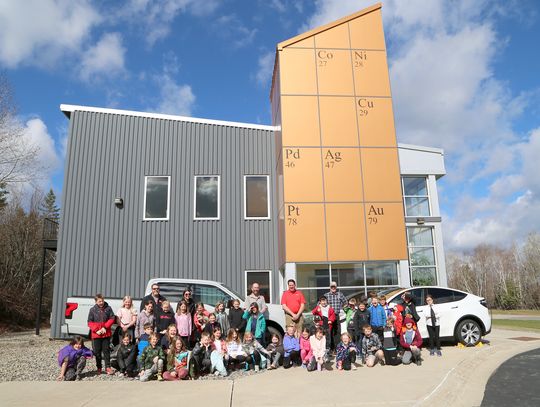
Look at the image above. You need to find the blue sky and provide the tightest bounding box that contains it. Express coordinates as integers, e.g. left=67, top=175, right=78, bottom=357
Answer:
left=1, top=0, right=540, bottom=251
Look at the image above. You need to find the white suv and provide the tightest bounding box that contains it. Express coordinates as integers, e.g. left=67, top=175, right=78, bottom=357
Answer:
left=381, top=286, right=491, bottom=346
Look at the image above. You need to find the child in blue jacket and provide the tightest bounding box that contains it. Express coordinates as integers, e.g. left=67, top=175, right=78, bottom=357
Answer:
left=282, top=325, right=301, bottom=368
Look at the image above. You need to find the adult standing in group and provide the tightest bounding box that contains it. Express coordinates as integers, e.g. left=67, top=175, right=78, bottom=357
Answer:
left=87, top=293, right=115, bottom=375
left=324, top=281, right=347, bottom=351
left=182, top=289, right=196, bottom=316
left=281, top=279, right=306, bottom=336
left=140, top=283, right=167, bottom=312
left=245, top=282, right=268, bottom=315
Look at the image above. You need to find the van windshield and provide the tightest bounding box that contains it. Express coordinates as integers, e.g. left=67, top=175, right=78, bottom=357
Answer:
left=220, top=283, right=243, bottom=300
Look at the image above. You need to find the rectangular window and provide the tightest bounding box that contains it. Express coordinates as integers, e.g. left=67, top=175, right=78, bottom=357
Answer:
left=144, top=176, right=170, bottom=220
left=194, top=176, right=220, bottom=220
left=245, top=270, right=272, bottom=304
left=244, top=175, right=270, bottom=219
left=407, top=227, right=437, bottom=285
left=402, top=177, right=430, bottom=216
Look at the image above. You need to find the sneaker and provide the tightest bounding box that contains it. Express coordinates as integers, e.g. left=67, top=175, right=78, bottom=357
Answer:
left=416, top=358, right=422, bottom=366
left=157, top=374, right=163, bottom=381
left=96, top=368, right=102, bottom=375
left=214, top=370, right=220, bottom=376
left=117, top=372, right=124, bottom=378
left=75, top=375, right=82, bottom=381
left=379, top=359, right=385, bottom=366
left=436, top=350, right=442, bottom=357
left=255, top=366, right=260, bottom=372
left=351, top=364, right=357, bottom=370
left=106, top=367, right=114, bottom=375
left=429, top=349, right=435, bottom=356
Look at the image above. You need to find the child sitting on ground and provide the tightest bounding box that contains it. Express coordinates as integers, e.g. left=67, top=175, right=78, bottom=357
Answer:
left=111, top=333, right=138, bottom=377
left=192, top=331, right=228, bottom=377
left=335, top=332, right=361, bottom=371
left=243, top=302, right=266, bottom=346
left=226, top=328, right=247, bottom=370
left=382, top=318, right=401, bottom=366
left=266, top=333, right=284, bottom=369
left=57, top=336, right=93, bottom=381
left=361, top=324, right=385, bottom=367
left=309, top=327, right=327, bottom=371
left=282, top=325, right=301, bottom=368
left=400, top=317, right=423, bottom=366
left=160, top=324, right=178, bottom=353
left=241, top=331, right=270, bottom=372
left=163, top=337, right=190, bottom=380
left=299, top=327, right=313, bottom=368
left=139, top=333, right=165, bottom=381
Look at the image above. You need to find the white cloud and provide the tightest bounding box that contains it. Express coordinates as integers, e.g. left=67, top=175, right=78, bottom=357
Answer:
left=150, top=74, right=196, bottom=116
left=302, top=0, right=539, bottom=250
left=0, top=0, right=101, bottom=68
left=22, top=118, right=60, bottom=175
left=216, top=15, right=258, bottom=48
left=118, top=0, right=220, bottom=45
left=254, top=51, right=275, bottom=87
left=79, top=33, right=126, bottom=81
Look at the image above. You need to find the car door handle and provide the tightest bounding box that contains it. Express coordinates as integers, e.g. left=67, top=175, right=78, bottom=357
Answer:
left=451, top=306, right=458, bottom=309
left=417, top=310, right=423, bottom=312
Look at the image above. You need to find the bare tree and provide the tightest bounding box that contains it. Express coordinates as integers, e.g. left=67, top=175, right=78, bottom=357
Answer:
left=0, top=73, right=42, bottom=186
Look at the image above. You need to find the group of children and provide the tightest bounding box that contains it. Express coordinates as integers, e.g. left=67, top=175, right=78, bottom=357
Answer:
left=58, top=291, right=442, bottom=381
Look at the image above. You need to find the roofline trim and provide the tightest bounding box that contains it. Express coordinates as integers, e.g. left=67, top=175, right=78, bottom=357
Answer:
left=60, top=104, right=277, bottom=131
left=397, top=143, right=444, bottom=155
left=277, top=2, right=382, bottom=50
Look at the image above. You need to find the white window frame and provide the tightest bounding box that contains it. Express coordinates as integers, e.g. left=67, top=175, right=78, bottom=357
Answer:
left=244, top=270, right=272, bottom=304
left=402, top=176, right=432, bottom=217
left=244, top=175, right=271, bottom=220
left=193, top=175, right=220, bottom=220
left=406, top=226, right=438, bottom=285
left=143, top=175, right=170, bottom=221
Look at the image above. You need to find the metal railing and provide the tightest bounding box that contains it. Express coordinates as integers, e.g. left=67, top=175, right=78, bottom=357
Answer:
left=43, top=218, right=59, bottom=241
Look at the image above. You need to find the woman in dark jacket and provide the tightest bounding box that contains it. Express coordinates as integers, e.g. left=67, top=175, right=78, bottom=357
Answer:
left=401, top=293, right=420, bottom=323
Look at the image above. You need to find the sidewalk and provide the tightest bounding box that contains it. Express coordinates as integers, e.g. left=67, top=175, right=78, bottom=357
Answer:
left=2, top=328, right=540, bottom=407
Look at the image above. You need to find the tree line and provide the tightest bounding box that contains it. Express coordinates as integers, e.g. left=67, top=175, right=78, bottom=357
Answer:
left=447, top=234, right=540, bottom=309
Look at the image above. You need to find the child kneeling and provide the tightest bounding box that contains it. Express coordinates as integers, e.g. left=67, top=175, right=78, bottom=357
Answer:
left=242, top=331, right=270, bottom=371
left=361, top=325, right=385, bottom=367
left=336, top=332, right=361, bottom=371
left=139, top=333, right=165, bottom=381
left=57, top=336, right=93, bottom=381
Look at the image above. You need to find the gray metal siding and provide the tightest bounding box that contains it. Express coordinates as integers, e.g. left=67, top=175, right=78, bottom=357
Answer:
left=51, top=111, right=280, bottom=337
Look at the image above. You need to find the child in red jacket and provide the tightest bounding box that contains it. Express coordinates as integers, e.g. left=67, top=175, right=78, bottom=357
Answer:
left=399, top=317, right=423, bottom=366
left=87, top=294, right=115, bottom=374
left=312, top=296, right=336, bottom=350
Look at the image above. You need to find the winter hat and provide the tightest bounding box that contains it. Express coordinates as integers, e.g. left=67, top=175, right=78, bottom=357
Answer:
left=404, top=317, right=415, bottom=326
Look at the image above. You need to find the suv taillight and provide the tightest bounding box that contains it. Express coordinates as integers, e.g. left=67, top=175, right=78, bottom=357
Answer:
left=65, top=302, right=78, bottom=319
left=480, top=299, right=488, bottom=308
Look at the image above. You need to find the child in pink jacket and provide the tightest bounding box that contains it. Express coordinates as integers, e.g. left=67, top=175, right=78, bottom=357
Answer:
left=300, top=327, right=313, bottom=368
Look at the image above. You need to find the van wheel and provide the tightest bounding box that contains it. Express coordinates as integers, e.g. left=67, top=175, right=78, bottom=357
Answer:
left=266, top=325, right=283, bottom=344
left=455, top=319, right=482, bottom=346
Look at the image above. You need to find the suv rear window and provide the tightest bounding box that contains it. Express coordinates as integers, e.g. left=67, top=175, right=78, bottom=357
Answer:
left=426, top=288, right=455, bottom=304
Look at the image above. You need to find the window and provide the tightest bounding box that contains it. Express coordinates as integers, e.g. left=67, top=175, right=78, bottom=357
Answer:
left=365, top=262, right=399, bottom=286
left=192, top=284, right=232, bottom=306
left=144, top=176, right=170, bottom=220
left=407, top=227, right=437, bottom=286
left=194, top=176, right=220, bottom=220
left=425, top=288, right=455, bottom=304
left=245, top=270, right=272, bottom=303
left=158, top=282, right=190, bottom=303
left=402, top=177, right=430, bottom=216
left=244, top=175, right=270, bottom=219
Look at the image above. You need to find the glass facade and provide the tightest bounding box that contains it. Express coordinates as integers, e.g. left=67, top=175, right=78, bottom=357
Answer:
left=403, top=177, right=430, bottom=216
left=296, top=262, right=399, bottom=309
left=407, top=226, right=437, bottom=285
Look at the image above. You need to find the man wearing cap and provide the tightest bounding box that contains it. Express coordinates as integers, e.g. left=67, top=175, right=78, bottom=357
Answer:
left=281, top=279, right=306, bottom=336
left=324, top=281, right=347, bottom=351
left=245, top=282, right=268, bottom=316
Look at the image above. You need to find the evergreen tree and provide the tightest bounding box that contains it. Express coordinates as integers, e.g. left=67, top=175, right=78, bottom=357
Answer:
left=40, top=188, right=60, bottom=220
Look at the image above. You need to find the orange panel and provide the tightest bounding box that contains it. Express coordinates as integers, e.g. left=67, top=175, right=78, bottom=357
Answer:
left=281, top=96, right=320, bottom=147
left=314, top=23, right=350, bottom=49
left=316, top=49, right=354, bottom=96
left=348, top=9, right=386, bottom=50
left=357, top=97, right=397, bottom=147
left=364, top=202, right=407, bottom=260
left=361, top=148, right=402, bottom=202
left=326, top=203, right=367, bottom=261
left=319, top=96, right=358, bottom=146
left=287, top=36, right=315, bottom=48
left=282, top=147, right=324, bottom=202
left=322, top=148, right=363, bottom=201
left=353, top=50, right=391, bottom=96
left=279, top=48, right=317, bottom=95
left=284, top=203, right=327, bottom=262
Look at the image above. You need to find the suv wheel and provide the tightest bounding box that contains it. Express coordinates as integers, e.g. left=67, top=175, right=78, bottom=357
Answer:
left=455, top=319, right=482, bottom=346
